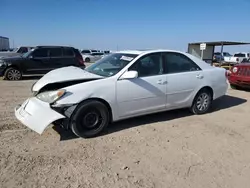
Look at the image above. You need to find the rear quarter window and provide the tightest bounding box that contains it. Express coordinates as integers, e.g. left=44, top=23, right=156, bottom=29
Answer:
left=63, top=48, right=74, bottom=57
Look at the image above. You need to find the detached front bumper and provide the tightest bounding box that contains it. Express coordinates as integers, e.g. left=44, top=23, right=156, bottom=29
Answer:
left=15, top=97, right=65, bottom=134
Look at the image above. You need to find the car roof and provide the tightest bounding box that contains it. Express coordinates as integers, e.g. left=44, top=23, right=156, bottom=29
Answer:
left=116, top=49, right=213, bottom=70
left=116, top=49, right=189, bottom=55
left=36, top=46, right=74, bottom=48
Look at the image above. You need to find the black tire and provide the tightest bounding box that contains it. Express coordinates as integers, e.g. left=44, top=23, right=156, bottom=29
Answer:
left=230, top=84, right=239, bottom=90
left=4, top=67, right=22, bottom=80
left=70, top=100, right=109, bottom=138
left=85, top=57, right=90, bottom=62
left=190, top=88, right=212, bottom=115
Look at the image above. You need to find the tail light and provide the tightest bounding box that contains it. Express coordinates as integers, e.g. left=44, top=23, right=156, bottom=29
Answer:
left=76, top=54, right=85, bottom=66
left=225, top=70, right=231, bottom=78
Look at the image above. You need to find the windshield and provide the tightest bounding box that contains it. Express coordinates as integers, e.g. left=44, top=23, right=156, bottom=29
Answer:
left=223, top=52, right=232, bottom=56
left=85, top=53, right=138, bottom=77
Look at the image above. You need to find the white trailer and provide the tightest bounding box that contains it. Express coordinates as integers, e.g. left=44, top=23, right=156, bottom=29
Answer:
left=0, top=36, right=10, bottom=51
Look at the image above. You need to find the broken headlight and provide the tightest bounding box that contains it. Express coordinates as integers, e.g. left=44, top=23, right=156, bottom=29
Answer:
left=36, top=89, right=66, bottom=103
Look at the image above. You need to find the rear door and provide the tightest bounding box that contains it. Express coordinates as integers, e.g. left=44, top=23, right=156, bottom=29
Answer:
left=162, top=52, right=204, bottom=109
left=47, top=47, right=64, bottom=69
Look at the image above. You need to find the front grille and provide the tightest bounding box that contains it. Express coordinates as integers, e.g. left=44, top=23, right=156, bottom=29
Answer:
left=237, top=67, right=250, bottom=76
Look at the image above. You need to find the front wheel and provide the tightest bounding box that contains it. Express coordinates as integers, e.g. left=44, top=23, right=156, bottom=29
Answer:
left=4, top=67, right=22, bottom=80
left=190, top=89, right=212, bottom=115
left=70, top=101, right=109, bottom=138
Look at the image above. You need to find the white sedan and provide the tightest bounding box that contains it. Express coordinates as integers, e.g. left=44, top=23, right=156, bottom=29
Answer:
left=15, top=49, right=228, bottom=138
left=82, top=52, right=105, bottom=62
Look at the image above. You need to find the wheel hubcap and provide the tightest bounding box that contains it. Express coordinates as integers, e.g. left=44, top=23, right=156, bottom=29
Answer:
left=83, top=112, right=100, bottom=128
left=8, top=70, right=21, bottom=80
left=196, top=93, right=209, bottom=111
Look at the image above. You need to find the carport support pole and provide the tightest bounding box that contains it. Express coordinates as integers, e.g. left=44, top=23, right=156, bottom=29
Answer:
left=220, top=42, right=224, bottom=65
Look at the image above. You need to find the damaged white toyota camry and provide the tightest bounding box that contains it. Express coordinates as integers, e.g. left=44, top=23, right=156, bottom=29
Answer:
left=15, top=49, right=228, bottom=138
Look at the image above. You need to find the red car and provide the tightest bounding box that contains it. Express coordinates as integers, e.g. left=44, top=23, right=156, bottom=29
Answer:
left=228, top=60, right=250, bottom=89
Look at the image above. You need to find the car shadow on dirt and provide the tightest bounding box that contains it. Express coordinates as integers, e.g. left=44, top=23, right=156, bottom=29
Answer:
left=211, top=94, right=247, bottom=112
left=21, top=75, right=43, bottom=80
left=53, top=95, right=247, bottom=141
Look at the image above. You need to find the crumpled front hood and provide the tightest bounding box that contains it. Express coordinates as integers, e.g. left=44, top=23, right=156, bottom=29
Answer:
left=32, top=66, right=103, bottom=92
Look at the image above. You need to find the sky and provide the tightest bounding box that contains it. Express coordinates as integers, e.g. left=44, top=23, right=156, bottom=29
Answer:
left=1, top=0, right=250, bottom=53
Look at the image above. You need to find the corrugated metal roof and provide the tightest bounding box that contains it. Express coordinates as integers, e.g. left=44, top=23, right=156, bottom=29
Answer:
left=189, top=41, right=250, bottom=46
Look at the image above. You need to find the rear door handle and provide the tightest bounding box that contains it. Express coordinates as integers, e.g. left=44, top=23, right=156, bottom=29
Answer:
left=157, top=80, right=168, bottom=84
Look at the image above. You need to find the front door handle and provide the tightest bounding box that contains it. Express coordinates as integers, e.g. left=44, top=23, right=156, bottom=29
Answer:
left=196, top=74, right=204, bottom=79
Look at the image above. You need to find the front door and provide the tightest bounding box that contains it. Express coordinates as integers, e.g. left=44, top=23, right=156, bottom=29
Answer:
left=23, top=48, right=50, bottom=74
left=116, top=52, right=167, bottom=118
left=162, top=52, right=204, bottom=109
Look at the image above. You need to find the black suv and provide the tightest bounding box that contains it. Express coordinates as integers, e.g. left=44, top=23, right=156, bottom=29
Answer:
left=0, top=46, right=85, bottom=80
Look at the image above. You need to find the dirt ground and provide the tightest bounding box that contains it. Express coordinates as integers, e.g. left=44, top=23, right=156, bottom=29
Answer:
left=0, top=78, right=250, bottom=188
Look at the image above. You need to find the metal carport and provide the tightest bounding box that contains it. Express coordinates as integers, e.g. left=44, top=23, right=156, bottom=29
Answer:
left=187, top=41, right=250, bottom=65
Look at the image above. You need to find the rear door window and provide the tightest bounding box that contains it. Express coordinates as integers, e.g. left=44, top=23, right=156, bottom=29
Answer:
left=162, top=52, right=201, bottom=74
left=48, top=48, right=62, bottom=57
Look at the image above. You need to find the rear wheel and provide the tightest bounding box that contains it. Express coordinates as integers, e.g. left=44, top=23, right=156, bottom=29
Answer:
left=70, top=101, right=109, bottom=138
left=190, top=88, right=212, bottom=115
left=4, top=67, right=22, bottom=80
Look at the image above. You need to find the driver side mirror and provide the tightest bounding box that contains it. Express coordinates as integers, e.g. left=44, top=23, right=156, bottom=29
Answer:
left=120, top=70, right=138, bottom=80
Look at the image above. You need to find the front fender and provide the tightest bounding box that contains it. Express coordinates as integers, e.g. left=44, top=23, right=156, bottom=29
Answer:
left=54, top=78, right=119, bottom=120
